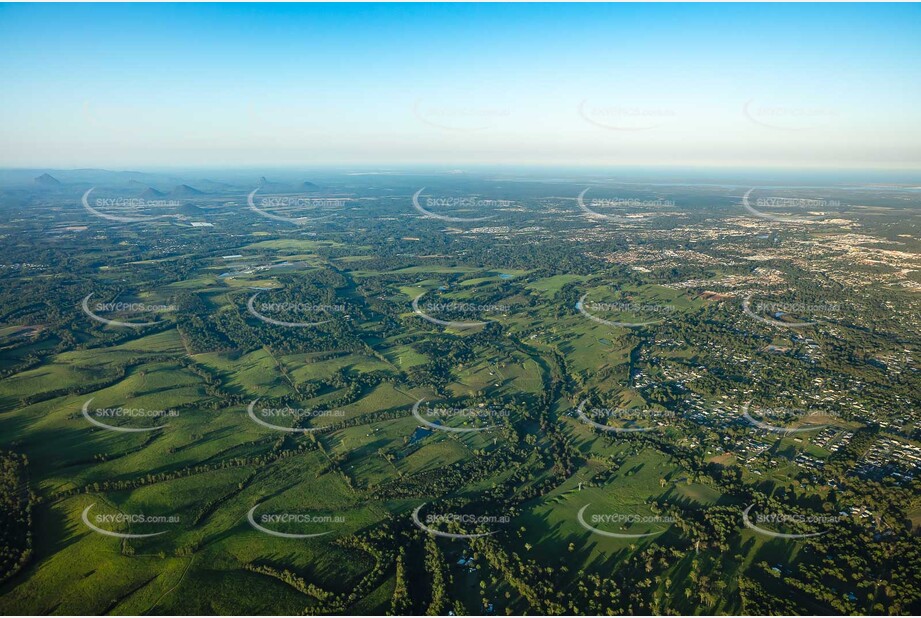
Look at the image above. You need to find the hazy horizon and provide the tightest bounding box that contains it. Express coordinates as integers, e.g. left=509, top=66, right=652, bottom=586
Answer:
left=1, top=3, right=920, bottom=169
left=6, top=164, right=921, bottom=189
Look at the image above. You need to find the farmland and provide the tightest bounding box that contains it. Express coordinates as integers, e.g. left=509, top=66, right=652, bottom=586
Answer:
left=0, top=169, right=920, bottom=615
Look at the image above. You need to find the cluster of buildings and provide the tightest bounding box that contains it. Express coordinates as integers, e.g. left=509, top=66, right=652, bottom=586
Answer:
left=794, top=452, right=825, bottom=471
left=854, top=436, right=921, bottom=483
left=812, top=427, right=854, bottom=453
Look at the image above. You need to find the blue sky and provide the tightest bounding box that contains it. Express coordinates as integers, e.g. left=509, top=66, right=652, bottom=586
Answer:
left=1, top=3, right=919, bottom=169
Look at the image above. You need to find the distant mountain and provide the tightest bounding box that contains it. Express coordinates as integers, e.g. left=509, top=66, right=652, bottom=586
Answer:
left=34, top=173, right=61, bottom=186
left=257, top=176, right=292, bottom=192
left=139, top=187, right=167, bottom=199
left=169, top=184, right=205, bottom=198
left=54, top=169, right=186, bottom=186
left=178, top=203, right=207, bottom=216
left=195, top=178, right=236, bottom=192
left=256, top=177, right=321, bottom=192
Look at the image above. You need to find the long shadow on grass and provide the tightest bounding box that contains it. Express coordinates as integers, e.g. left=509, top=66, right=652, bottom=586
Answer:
left=0, top=497, right=86, bottom=596
left=523, top=508, right=634, bottom=575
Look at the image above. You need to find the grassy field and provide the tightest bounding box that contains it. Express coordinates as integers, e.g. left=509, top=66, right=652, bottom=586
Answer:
left=1, top=232, right=910, bottom=617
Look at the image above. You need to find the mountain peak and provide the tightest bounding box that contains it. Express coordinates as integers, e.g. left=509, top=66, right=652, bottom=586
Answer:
left=139, top=187, right=167, bottom=199
left=169, top=184, right=205, bottom=198
left=34, top=173, right=61, bottom=186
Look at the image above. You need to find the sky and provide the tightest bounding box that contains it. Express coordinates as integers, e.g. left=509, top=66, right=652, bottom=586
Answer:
left=0, top=2, right=919, bottom=170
